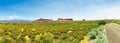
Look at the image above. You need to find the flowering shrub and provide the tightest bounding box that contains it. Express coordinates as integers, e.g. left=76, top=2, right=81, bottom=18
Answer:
left=0, top=21, right=98, bottom=43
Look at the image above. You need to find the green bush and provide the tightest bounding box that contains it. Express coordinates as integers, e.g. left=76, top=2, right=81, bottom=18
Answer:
left=95, top=33, right=107, bottom=43
left=87, top=26, right=104, bottom=39
left=87, top=30, right=97, bottom=39
left=98, top=20, right=106, bottom=25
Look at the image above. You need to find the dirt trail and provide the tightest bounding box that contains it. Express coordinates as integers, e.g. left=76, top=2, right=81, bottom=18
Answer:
left=105, top=23, right=120, bottom=43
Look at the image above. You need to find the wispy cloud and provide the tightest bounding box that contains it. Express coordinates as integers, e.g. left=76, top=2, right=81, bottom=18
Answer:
left=8, top=15, right=19, bottom=19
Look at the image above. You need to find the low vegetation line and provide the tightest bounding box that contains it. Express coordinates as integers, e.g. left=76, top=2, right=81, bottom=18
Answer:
left=0, top=21, right=99, bottom=43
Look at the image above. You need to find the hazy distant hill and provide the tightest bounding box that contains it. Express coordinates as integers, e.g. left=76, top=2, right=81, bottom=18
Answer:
left=0, top=19, right=32, bottom=22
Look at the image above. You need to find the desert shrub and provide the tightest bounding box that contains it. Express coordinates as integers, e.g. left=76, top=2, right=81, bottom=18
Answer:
left=98, top=20, right=106, bottom=25
left=87, top=29, right=97, bottom=39
left=87, top=26, right=104, bottom=39
left=95, top=33, right=107, bottom=43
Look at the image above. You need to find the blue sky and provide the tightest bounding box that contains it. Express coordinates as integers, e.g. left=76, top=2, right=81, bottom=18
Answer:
left=0, top=0, right=120, bottom=20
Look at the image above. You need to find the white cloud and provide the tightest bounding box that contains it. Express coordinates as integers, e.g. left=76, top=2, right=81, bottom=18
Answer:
left=76, top=2, right=120, bottom=20
left=8, top=15, right=19, bottom=19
